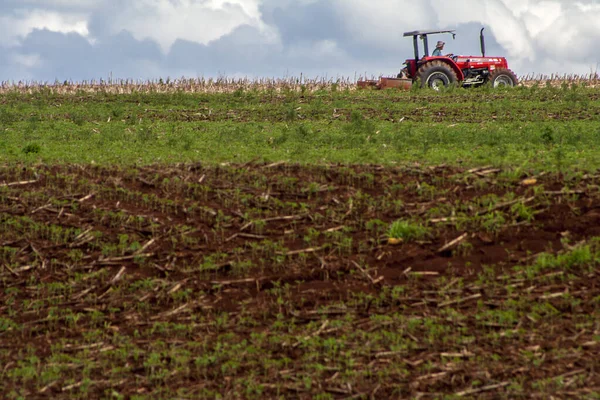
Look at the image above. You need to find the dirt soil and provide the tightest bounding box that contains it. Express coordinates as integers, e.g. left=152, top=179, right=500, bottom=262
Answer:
left=0, top=163, right=598, bottom=399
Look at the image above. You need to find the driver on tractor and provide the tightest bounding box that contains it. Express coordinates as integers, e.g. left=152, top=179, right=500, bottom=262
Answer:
left=432, top=41, right=445, bottom=56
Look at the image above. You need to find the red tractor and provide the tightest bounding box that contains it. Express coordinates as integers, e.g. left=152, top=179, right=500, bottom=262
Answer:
left=401, top=28, right=518, bottom=90
left=358, top=28, right=518, bottom=90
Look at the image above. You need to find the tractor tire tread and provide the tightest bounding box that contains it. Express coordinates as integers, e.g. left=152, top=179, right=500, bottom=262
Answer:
left=488, top=68, right=518, bottom=87
left=416, top=61, right=459, bottom=89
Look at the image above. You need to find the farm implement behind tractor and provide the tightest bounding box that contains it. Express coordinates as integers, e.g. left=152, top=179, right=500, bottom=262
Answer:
left=358, top=28, right=518, bottom=91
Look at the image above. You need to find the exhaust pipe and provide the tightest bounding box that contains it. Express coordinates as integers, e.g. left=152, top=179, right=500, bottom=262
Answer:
left=480, top=28, right=486, bottom=57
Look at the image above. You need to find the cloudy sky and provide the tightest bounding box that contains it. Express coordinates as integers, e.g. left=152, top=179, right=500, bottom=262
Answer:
left=1, top=0, right=599, bottom=82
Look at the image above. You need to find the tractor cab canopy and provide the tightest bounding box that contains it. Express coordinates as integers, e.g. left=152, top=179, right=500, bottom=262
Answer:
left=403, top=29, right=456, bottom=59
left=403, top=29, right=456, bottom=38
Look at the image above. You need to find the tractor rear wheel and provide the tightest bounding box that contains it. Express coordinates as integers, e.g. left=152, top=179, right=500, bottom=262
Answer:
left=488, top=68, right=518, bottom=88
left=417, top=61, right=458, bottom=91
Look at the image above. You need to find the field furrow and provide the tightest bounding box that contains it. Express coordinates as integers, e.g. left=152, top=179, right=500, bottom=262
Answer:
left=1, top=163, right=599, bottom=398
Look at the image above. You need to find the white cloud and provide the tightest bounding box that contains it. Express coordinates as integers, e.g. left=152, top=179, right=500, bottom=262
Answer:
left=519, top=1, right=562, bottom=37
left=208, top=0, right=262, bottom=18
left=103, top=0, right=265, bottom=52
left=0, top=9, right=89, bottom=46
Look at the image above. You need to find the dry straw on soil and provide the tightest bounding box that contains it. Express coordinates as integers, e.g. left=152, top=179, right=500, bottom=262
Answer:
left=1, top=73, right=600, bottom=95
left=520, top=72, right=600, bottom=88
left=0, top=76, right=355, bottom=95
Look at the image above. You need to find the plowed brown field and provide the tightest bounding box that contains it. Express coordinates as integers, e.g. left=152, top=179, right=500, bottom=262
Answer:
left=1, top=163, right=598, bottom=398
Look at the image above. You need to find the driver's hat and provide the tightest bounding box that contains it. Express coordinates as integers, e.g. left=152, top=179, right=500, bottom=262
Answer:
left=436, top=41, right=445, bottom=47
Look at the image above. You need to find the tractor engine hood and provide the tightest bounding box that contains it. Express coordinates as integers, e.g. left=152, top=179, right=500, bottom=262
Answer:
left=454, top=56, right=508, bottom=67
left=453, top=56, right=509, bottom=69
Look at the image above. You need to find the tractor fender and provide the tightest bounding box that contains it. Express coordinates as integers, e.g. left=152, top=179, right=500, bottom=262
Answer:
left=426, top=57, right=465, bottom=81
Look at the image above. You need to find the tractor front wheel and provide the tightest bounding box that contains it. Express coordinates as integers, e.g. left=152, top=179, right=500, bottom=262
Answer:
left=417, top=61, right=458, bottom=91
left=488, top=69, right=518, bottom=88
